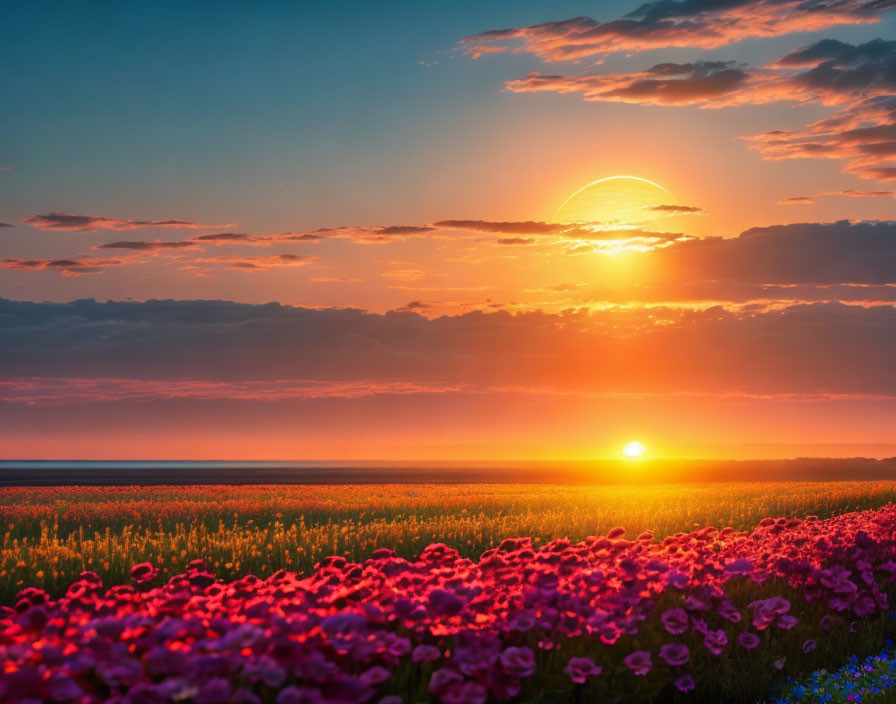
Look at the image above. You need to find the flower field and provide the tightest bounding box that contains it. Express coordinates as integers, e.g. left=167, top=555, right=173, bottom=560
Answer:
left=4, top=482, right=896, bottom=603
left=3, top=482, right=896, bottom=703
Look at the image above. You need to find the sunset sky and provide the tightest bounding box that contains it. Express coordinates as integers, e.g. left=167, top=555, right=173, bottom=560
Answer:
left=1, top=0, right=895, bottom=460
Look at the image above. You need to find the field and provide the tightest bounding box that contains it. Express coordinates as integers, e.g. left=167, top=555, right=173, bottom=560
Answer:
left=5, top=481, right=896, bottom=602
left=4, top=481, right=896, bottom=704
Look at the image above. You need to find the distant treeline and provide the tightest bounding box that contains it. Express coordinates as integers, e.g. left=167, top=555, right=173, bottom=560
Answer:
left=2, top=457, right=896, bottom=486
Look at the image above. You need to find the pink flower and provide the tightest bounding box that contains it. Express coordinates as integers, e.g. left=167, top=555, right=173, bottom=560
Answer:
left=659, top=643, right=689, bottom=667
left=623, top=651, right=652, bottom=676
left=129, top=562, right=158, bottom=584
left=564, top=657, right=602, bottom=683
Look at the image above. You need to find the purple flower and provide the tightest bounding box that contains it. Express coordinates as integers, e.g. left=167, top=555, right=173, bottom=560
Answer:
left=499, top=647, right=535, bottom=678
left=661, top=608, right=689, bottom=635
left=564, top=657, right=602, bottom=683
left=738, top=632, right=760, bottom=649
left=704, top=629, right=728, bottom=655
left=412, top=644, right=442, bottom=663
left=659, top=643, right=689, bottom=667
left=777, top=615, right=798, bottom=630
left=674, top=674, right=696, bottom=692
left=802, top=639, right=817, bottom=654
left=725, top=558, right=753, bottom=575
left=624, top=651, right=652, bottom=676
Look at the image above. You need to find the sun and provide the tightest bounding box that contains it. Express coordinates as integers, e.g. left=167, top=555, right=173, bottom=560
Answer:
left=622, top=440, right=646, bottom=458
left=552, top=175, right=675, bottom=227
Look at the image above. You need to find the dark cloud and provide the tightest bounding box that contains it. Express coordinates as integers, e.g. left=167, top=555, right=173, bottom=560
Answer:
left=496, top=237, right=536, bottom=245
left=506, top=62, right=751, bottom=106
left=0, top=257, right=125, bottom=276
left=0, top=296, right=893, bottom=396
left=650, top=219, right=896, bottom=285
left=649, top=204, right=704, bottom=213
left=462, top=1, right=894, bottom=61
left=0, top=222, right=13, bottom=228
left=23, top=212, right=235, bottom=232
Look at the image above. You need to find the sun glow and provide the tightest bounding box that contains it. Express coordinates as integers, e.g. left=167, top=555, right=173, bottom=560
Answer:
left=622, top=440, right=646, bottom=458
left=552, top=175, right=675, bottom=227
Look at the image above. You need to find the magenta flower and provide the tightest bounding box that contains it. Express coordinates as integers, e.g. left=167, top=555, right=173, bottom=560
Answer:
left=623, top=651, right=652, bottom=676
left=674, top=674, right=696, bottom=692
left=661, top=608, right=689, bottom=635
left=659, top=643, right=689, bottom=667
left=564, top=657, right=602, bottom=683
left=703, top=629, right=728, bottom=655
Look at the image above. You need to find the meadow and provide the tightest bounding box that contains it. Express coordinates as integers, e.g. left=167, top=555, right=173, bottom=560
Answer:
left=5, top=481, right=896, bottom=602
left=4, top=481, right=896, bottom=704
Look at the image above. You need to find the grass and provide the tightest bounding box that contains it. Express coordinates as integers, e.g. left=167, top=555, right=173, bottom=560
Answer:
left=4, top=480, right=896, bottom=604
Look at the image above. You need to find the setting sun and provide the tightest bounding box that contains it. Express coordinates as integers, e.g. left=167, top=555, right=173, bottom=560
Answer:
left=551, top=175, right=674, bottom=226
left=622, top=440, right=646, bottom=458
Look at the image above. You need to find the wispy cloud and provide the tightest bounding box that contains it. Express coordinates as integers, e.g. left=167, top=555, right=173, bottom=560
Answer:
left=195, top=254, right=318, bottom=271
left=23, top=212, right=236, bottom=232
left=0, top=255, right=135, bottom=276
left=779, top=189, right=895, bottom=204
left=462, top=1, right=892, bottom=61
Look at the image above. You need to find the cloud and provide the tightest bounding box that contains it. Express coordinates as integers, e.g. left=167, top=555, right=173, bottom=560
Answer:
left=507, top=61, right=753, bottom=106
left=98, top=240, right=201, bottom=251
left=649, top=219, right=896, bottom=285
left=0, top=222, right=13, bottom=228
left=1, top=296, right=893, bottom=397
left=780, top=196, right=818, bottom=204
left=499, top=38, right=896, bottom=180
left=780, top=189, right=895, bottom=203
left=649, top=204, right=704, bottom=213
left=496, top=237, right=536, bottom=245
left=0, top=256, right=134, bottom=276
left=462, top=1, right=893, bottom=62
left=0, top=377, right=462, bottom=405
left=195, top=254, right=317, bottom=271
left=743, top=94, right=896, bottom=181
left=22, top=212, right=236, bottom=232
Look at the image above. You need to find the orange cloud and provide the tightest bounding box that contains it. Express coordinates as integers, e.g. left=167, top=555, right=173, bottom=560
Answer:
left=462, top=1, right=890, bottom=61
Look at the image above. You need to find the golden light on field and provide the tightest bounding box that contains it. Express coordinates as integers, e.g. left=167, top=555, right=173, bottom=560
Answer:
left=551, top=175, right=675, bottom=227
left=622, top=440, right=646, bottom=458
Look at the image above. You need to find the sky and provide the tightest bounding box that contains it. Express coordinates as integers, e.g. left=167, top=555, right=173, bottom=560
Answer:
left=1, top=0, right=895, bottom=460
